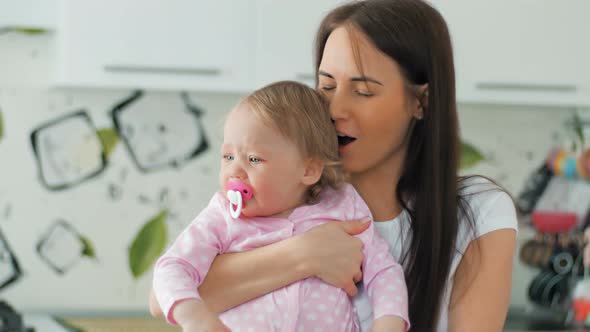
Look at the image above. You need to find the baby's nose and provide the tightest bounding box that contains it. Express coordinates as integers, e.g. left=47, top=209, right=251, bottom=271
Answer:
left=229, top=164, right=247, bottom=179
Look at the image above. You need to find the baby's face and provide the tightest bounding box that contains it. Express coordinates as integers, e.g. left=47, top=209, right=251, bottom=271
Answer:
left=219, top=104, right=309, bottom=218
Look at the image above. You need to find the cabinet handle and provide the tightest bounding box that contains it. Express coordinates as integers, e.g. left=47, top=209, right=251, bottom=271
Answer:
left=104, top=65, right=221, bottom=76
left=476, top=82, right=577, bottom=93
left=296, top=73, right=316, bottom=82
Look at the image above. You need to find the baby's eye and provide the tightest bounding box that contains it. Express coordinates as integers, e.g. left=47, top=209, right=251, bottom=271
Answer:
left=223, top=154, right=234, bottom=161
left=249, top=156, right=262, bottom=163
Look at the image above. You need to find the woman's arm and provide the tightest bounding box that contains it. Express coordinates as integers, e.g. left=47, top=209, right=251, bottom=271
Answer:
left=149, top=219, right=370, bottom=316
left=448, top=229, right=517, bottom=332
left=372, top=315, right=405, bottom=332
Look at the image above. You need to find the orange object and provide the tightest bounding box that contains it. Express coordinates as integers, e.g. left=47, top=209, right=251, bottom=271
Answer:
left=583, top=149, right=590, bottom=179
left=552, top=150, right=568, bottom=176
left=545, top=147, right=590, bottom=180
left=572, top=298, right=590, bottom=322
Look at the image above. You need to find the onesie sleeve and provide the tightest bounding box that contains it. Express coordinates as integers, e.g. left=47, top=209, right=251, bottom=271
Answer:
left=152, top=193, right=230, bottom=325
left=349, top=187, right=411, bottom=330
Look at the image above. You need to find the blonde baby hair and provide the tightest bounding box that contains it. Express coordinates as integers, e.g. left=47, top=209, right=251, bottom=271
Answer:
left=241, top=80, right=344, bottom=204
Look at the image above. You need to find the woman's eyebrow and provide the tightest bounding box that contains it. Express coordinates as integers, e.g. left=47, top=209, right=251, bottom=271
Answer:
left=319, top=70, right=383, bottom=86
left=318, top=70, right=334, bottom=79
left=351, top=76, right=383, bottom=86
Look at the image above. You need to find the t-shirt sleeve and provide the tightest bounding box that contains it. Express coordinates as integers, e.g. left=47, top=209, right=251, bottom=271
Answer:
left=456, top=179, right=519, bottom=257
left=347, top=186, right=411, bottom=330
left=474, top=189, right=518, bottom=238
left=152, top=193, right=229, bottom=325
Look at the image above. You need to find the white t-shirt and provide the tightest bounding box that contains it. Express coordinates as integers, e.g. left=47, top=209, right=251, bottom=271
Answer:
left=353, top=177, right=518, bottom=331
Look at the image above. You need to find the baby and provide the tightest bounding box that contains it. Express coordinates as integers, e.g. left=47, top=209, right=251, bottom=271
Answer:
left=152, top=81, right=409, bottom=332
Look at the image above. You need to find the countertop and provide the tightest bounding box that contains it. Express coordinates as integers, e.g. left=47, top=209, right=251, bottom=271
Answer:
left=23, top=314, right=590, bottom=332
left=24, top=314, right=177, bottom=332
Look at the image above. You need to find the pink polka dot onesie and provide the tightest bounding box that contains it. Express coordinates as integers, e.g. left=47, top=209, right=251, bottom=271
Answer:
left=153, top=184, right=409, bottom=331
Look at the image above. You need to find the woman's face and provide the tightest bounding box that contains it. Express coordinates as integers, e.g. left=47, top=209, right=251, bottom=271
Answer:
left=318, top=26, right=420, bottom=176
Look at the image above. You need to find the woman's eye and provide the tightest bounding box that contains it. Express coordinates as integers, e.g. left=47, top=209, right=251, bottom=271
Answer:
left=223, top=155, right=234, bottom=161
left=320, top=85, right=335, bottom=92
left=356, top=90, right=374, bottom=97
left=249, top=156, right=262, bottom=163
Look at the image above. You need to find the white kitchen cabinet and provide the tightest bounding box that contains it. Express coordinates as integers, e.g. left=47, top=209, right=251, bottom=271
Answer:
left=54, top=0, right=590, bottom=106
left=255, top=0, right=344, bottom=88
left=0, top=0, right=56, bottom=29
left=436, top=0, right=590, bottom=107
left=55, top=0, right=256, bottom=92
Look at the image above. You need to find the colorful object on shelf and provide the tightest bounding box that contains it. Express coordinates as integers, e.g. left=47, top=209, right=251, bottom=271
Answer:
left=531, top=211, right=578, bottom=234
left=573, top=298, right=590, bottom=323
left=516, top=164, right=554, bottom=215
left=572, top=270, right=590, bottom=325
left=546, top=147, right=590, bottom=180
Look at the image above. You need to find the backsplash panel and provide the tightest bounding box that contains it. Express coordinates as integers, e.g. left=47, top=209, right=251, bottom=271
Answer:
left=0, top=31, right=582, bottom=314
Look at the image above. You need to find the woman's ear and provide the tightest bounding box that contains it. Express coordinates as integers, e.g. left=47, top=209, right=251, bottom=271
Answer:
left=302, top=159, right=324, bottom=186
left=414, top=83, right=428, bottom=120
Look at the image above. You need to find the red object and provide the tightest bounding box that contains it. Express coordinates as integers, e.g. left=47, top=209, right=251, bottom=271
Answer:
left=573, top=298, right=590, bottom=322
left=531, top=211, right=577, bottom=233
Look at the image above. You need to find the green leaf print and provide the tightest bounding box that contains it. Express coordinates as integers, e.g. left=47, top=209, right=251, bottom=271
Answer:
left=79, top=235, right=97, bottom=259
left=96, top=128, right=119, bottom=159
left=128, top=210, right=168, bottom=279
left=460, top=141, right=485, bottom=169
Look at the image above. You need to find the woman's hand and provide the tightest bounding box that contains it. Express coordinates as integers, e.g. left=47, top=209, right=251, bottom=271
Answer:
left=300, top=218, right=371, bottom=296
left=149, top=218, right=370, bottom=317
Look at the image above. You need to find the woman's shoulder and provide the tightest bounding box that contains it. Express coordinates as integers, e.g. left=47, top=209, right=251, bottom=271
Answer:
left=457, top=176, right=518, bottom=238
left=459, top=175, right=504, bottom=195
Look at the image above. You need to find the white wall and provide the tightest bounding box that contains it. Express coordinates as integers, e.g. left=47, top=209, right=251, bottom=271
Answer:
left=0, top=32, right=241, bottom=314
left=0, top=31, right=582, bottom=314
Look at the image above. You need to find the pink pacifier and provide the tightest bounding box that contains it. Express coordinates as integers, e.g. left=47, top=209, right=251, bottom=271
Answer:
left=225, top=181, right=253, bottom=219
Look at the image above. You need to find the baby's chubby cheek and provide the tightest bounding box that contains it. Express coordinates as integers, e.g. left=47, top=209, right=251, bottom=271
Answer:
left=244, top=197, right=280, bottom=218
left=239, top=198, right=259, bottom=217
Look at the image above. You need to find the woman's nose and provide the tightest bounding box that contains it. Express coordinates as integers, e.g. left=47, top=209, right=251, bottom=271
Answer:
left=328, top=90, right=351, bottom=120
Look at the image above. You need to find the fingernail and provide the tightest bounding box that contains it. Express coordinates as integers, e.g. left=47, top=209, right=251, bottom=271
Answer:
left=361, top=217, right=371, bottom=223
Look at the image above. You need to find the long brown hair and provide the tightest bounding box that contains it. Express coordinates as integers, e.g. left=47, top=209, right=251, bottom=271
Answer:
left=315, top=0, right=469, bottom=328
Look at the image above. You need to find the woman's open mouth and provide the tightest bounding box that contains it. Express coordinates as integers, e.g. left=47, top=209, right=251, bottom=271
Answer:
left=337, top=133, right=357, bottom=146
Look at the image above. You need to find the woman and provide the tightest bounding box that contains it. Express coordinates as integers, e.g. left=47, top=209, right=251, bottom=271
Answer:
left=151, top=0, right=517, bottom=330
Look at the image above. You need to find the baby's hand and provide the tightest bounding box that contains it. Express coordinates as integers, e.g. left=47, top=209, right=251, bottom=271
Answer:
left=181, top=315, right=230, bottom=332
left=174, top=299, right=231, bottom=332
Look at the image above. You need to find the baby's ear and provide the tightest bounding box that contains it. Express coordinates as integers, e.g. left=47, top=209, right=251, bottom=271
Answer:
left=302, top=159, right=324, bottom=186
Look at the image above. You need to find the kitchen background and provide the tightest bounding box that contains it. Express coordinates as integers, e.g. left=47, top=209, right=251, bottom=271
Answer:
left=1, top=0, right=590, bottom=329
